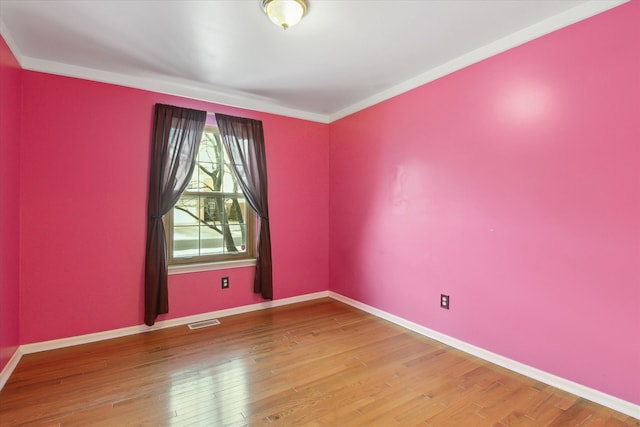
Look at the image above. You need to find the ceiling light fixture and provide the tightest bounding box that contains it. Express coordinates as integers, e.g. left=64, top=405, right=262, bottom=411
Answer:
left=262, top=0, right=308, bottom=30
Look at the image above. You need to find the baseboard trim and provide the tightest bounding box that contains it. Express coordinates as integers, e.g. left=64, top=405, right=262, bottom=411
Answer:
left=20, top=291, right=330, bottom=355
left=329, top=291, right=640, bottom=419
left=1, top=291, right=328, bottom=392
left=4, top=290, right=637, bottom=419
left=0, top=347, right=22, bottom=391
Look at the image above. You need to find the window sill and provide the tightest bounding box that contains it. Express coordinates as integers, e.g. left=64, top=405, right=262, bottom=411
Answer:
left=168, top=259, right=257, bottom=275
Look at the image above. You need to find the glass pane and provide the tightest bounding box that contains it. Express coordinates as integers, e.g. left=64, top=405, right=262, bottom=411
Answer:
left=202, top=135, right=221, bottom=163
left=227, top=198, right=246, bottom=225
left=227, top=225, right=246, bottom=252
left=171, top=126, right=253, bottom=262
left=196, top=162, right=215, bottom=192
left=173, top=196, right=199, bottom=226
left=221, top=167, right=237, bottom=193
left=173, top=225, right=200, bottom=258
left=200, top=225, right=223, bottom=255
left=202, top=196, right=223, bottom=225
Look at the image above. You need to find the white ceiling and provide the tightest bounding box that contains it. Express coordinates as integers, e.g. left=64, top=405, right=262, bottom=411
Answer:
left=0, top=0, right=626, bottom=123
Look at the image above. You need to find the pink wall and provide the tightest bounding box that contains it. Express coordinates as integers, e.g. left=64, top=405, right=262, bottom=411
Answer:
left=19, top=72, right=329, bottom=344
left=3, top=0, right=638, bottom=408
left=329, top=1, right=639, bottom=405
left=0, top=36, right=21, bottom=372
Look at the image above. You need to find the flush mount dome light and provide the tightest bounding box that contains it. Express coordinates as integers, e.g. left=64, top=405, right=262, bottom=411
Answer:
left=262, top=0, right=309, bottom=30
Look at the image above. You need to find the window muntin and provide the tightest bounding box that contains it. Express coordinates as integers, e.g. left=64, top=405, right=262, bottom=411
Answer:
left=167, top=126, right=255, bottom=264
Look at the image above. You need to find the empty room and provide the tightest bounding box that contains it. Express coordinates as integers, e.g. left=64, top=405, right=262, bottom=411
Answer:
left=0, top=0, right=638, bottom=425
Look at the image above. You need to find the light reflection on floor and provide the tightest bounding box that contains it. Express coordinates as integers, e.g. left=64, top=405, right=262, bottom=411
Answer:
left=168, top=358, right=249, bottom=425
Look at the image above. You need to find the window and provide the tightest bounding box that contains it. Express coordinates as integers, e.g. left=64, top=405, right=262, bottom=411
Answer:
left=166, top=126, right=255, bottom=265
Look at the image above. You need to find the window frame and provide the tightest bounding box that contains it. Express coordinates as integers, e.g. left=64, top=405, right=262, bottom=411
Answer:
left=165, top=125, right=256, bottom=266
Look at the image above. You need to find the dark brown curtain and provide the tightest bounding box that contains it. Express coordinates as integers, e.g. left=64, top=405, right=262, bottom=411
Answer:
left=144, top=104, right=206, bottom=326
left=215, top=113, right=273, bottom=300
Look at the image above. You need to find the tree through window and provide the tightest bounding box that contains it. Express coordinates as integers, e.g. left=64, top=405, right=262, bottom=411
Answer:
left=166, top=126, right=255, bottom=264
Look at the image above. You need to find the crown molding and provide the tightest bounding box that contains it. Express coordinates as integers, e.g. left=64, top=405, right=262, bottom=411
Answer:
left=1, top=0, right=629, bottom=124
left=328, top=0, right=628, bottom=122
left=0, top=19, right=24, bottom=66
left=19, top=56, right=331, bottom=123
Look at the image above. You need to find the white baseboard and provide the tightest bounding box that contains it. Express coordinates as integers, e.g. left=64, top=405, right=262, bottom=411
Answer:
left=20, top=291, right=330, bottom=355
left=1, top=291, right=330, bottom=391
left=329, top=291, right=640, bottom=420
left=2, top=289, right=637, bottom=419
left=0, top=347, right=22, bottom=390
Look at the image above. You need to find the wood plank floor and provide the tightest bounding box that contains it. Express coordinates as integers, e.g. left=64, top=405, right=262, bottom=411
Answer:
left=0, top=298, right=637, bottom=426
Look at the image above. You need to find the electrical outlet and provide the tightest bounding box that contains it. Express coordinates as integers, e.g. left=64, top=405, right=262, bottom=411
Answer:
left=221, top=277, right=229, bottom=289
left=440, top=294, right=450, bottom=310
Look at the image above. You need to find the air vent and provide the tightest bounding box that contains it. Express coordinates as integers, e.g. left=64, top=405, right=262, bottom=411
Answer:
left=188, top=319, right=221, bottom=330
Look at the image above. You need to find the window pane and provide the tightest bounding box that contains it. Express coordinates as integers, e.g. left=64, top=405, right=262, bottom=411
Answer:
left=221, top=167, right=237, bottom=193
left=202, top=197, right=221, bottom=225
left=173, top=196, right=199, bottom=225
left=227, top=225, right=246, bottom=252
left=227, top=197, right=246, bottom=225
left=169, top=126, right=254, bottom=264
left=200, top=225, right=223, bottom=255
left=173, top=225, right=200, bottom=258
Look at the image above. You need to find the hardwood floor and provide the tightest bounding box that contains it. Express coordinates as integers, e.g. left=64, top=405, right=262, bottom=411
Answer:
left=0, top=298, right=637, bottom=426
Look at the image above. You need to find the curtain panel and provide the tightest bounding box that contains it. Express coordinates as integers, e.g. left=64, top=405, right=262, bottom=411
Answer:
left=144, top=104, right=207, bottom=326
left=215, top=113, right=273, bottom=300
